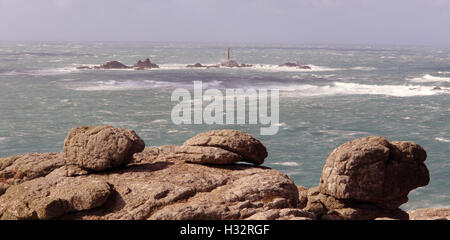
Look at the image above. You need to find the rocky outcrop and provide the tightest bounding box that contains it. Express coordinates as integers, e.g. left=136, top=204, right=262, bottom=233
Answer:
left=183, top=129, right=268, bottom=165
left=0, top=128, right=446, bottom=220
left=299, top=136, right=430, bottom=220
left=0, top=127, right=300, bottom=220
left=319, top=136, right=429, bottom=210
left=133, top=58, right=159, bottom=69
left=63, top=125, right=145, bottom=171
left=279, top=62, right=311, bottom=69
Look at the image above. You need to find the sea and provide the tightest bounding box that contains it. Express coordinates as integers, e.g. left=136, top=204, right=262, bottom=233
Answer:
left=0, top=42, right=449, bottom=210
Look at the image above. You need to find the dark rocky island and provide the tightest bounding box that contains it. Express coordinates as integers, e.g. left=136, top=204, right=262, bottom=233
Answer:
left=76, top=58, right=159, bottom=70
left=0, top=126, right=448, bottom=220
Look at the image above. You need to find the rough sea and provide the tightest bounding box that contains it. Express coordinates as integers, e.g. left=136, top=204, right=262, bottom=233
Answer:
left=0, top=42, right=449, bottom=210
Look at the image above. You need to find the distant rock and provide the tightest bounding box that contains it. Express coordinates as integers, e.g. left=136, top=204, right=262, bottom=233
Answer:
left=279, top=62, right=311, bottom=69
left=219, top=60, right=252, bottom=68
left=220, top=60, right=241, bottom=68
left=183, top=129, right=268, bottom=165
left=63, top=125, right=145, bottom=171
left=298, top=65, right=312, bottom=69
left=75, top=66, right=92, bottom=70
left=279, top=62, right=300, bottom=67
left=76, top=58, right=159, bottom=70
left=133, top=58, right=159, bottom=69
left=186, top=63, right=206, bottom=68
left=94, top=61, right=131, bottom=69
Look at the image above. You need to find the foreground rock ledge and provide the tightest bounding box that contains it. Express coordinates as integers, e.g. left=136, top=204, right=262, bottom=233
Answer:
left=0, top=127, right=447, bottom=220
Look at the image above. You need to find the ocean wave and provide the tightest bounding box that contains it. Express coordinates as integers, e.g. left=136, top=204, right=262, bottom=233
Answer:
left=247, top=64, right=344, bottom=72
left=66, top=79, right=449, bottom=97
left=270, top=161, right=302, bottom=167
left=145, top=63, right=344, bottom=72
left=409, top=74, right=450, bottom=83
left=151, top=119, right=168, bottom=123
left=435, top=137, right=450, bottom=143
left=273, top=82, right=447, bottom=97
left=66, top=79, right=224, bottom=91
left=0, top=67, right=78, bottom=76
left=350, top=66, right=376, bottom=71
left=0, top=137, right=7, bottom=143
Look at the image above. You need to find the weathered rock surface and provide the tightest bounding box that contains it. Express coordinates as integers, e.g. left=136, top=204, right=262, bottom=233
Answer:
left=297, top=185, right=308, bottom=209
left=0, top=152, right=65, bottom=194
left=246, top=208, right=314, bottom=220
left=407, top=208, right=450, bottom=220
left=166, top=146, right=243, bottom=165
left=183, top=130, right=268, bottom=165
left=319, top=136, right=429, bottom=210
left=0, top=171, right=111, bottom=220
left=303, top=186, right=409, bottom=220
left=63, top=125, right=145, bottom=171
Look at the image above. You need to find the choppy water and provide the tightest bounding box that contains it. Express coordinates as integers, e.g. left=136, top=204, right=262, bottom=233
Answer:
left=0, top=42, right=449, bottom=210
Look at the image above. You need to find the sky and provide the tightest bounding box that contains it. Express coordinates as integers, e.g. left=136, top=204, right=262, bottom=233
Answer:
left=1, top=0, right=450, bottom=46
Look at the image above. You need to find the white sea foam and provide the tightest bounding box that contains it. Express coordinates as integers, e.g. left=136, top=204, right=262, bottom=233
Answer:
left=435, top=137, right=450, bottom=143
left=0, top=67, right=78, bottom=76
left=151, top=119, right=168, bottom=123
left=409, top=74, right=450, bottom=83
left=248, top=64, right=344, bottom=72
left=67, top=79, right=224, bottom=91
left=350, top=66, right=376, bottom=71
left=272, top=82, right=446, bottom=97
left=0, top=137, right=6, bottom=143
left=271, top=162, right=302, bottom=167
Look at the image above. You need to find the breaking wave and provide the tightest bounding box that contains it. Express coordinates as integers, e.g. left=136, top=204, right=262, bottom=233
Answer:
left=435, top=137, right=450, bottom=143
left=271, top=82, right=448, bottom=97
left=0, top=67, right=78, bottom=76
left=66, top=79, right=224, bottom=91
left=409, top=74, right=450, bottom=83
left=270, top=162, right=302, bottom=167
